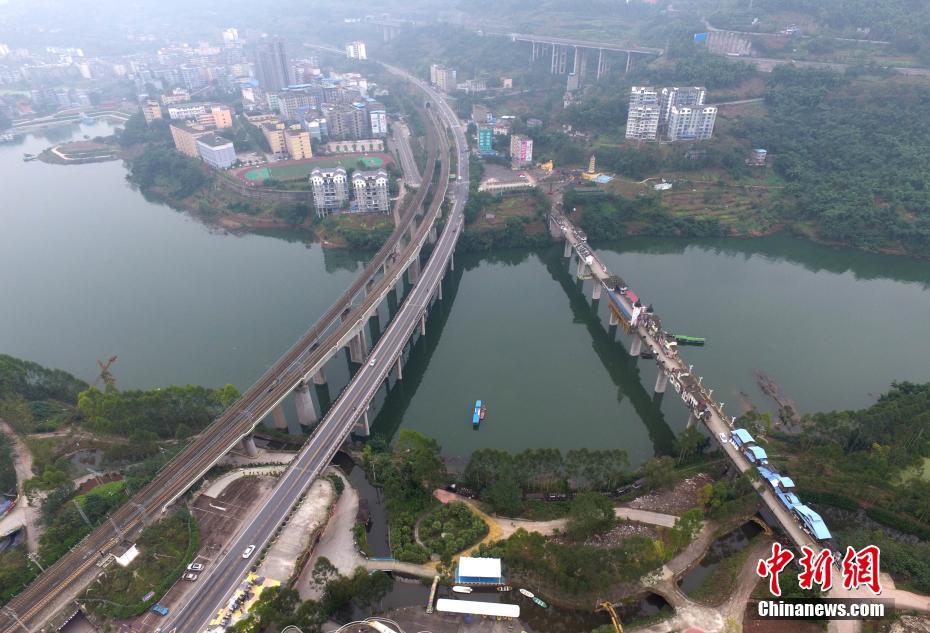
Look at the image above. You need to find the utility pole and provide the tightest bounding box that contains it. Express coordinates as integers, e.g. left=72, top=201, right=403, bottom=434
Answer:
left=108, top=516, right=125, bottom=540
left=73, top=500, right=92, bottom=529
left=3, top=606, right=28, bottom=633
left=27, top=552, right=45, bottom=573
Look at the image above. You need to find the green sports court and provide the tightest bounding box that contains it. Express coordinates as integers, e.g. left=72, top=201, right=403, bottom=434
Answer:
left=241, top=154, right=390, bottom=182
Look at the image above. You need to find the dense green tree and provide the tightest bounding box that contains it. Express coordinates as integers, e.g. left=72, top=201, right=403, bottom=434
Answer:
left=641, top=455, right=677, bottom=491
left=565, top=492, right=616, bottom=540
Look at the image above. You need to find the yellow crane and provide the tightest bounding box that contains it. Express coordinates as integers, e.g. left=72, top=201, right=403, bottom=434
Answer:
left=596, top=601, right=623, bottom=633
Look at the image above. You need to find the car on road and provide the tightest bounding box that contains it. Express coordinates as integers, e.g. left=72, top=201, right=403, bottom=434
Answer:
left=187, top=562, right=204, bottom=571
left=369, top=358, right=377, bottom=367
left=150, top=604, right=169, bottom=617
left=718, top=432, right=729, bottom=443
left=183, top=572, right=198, bottom=581
left=242, top=545, right=256, bottom=558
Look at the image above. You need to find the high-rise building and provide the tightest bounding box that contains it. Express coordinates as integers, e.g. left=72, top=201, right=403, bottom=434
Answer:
left=367, top=102, right=387, bottom=137
left=140, top=100, right=162, bottom=124
left=509, top=134, right=533, bottom=168
left=625, top=86, right=660, bottom=141
left=222, top=28, right=239, bottom=44
left=429, top=64, right=457, bottom=92
left=345, top=41, right=367, bottom=60
left=261, top=121, right=288, bottom=157
left=477, top=125, right=493, bottom=154
left=251, top=37, right=291, bottom=92
left=209, top=105, right=234, bottom=129
left=352, top=169, right=390, bottom=213
left=284, top=124, right=313, bottom=159
left=659, top=86, right=706, bottom=125
left=170, top=121, right=213, bottom=157
left=310, top=167, right=349, bottom=216
left=196, top=134, right=236, bottom=169
left=665, top=105, right=717, bottom=141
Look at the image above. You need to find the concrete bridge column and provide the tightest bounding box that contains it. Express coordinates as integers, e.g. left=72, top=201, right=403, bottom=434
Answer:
left=596, top=49, right=609, bottom=80
left=609, top=310, right=619, bottom=327
left=686, top=412, right=698, bottom=429
left=449, top=252, right=454, bottom=272
left=240, top=435, right=258, bottom=458
left=408, top=257, right=421, bottom=285
left=629, top=337, right=642, bottom=357
left=271, top=405, right=288, bottom=430
left=312, top=367, right=327, bottom=385
left=396, top=356, right=403, bottom=380
left=437, top=279, right=443, bottom=301
left=420, top=314, right=427, bottom=336
left=654, top=372, right=669, bottom=394
left=576, top=262, right=588, bottom=280
left=354, top=408, right=371, bottom=437
left=592, top=283, right=602, bottom=301
left=294, top=382, right=319, bottom=427
left=349, top=328, right=369, bottom=364
left=428, top=225, right=437, bottom=244
left=563, top=240, right=572, bottom=258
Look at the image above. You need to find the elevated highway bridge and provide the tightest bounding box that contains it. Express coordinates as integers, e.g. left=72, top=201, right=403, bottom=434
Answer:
left=0, top=56, right=464, bottom=633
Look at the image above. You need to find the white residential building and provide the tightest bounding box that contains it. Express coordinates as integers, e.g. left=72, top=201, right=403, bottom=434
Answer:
left=196, top=134, right=236, bottom=169
left=352, top=169, right=390, bottom=213
left=625, top=86, right=660, bottom=141
left=345, top=41, right=367, bottom=60
left=309, top=167, right=349, bottom=216
left=659, top=86, right=706, bottom=126
left=666, top=105, right=717, bottom=141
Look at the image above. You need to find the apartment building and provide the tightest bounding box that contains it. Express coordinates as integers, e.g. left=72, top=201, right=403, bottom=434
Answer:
left=170, top=121, right=213, bottom=157
left=284, top=124, right=313, bottom=159
left=352, top=169, right=390, bottom=213
left=665, top=105, right=717, bottom=141
left=309, top=167, right=349, bottom=216
left=196, top=134, right=236, bottom=169
left=625, top=86, right=660, bottom=141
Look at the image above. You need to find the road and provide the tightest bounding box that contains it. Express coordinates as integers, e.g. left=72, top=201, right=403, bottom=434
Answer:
left=0, top=72, right=442, bottom=633
left=390, top=120, right=421, bottom=188
left=159, top=60, right=469, bottom=633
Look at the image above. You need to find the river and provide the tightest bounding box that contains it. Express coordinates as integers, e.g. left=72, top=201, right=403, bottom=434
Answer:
left=4, top=123, right=930, bottom=466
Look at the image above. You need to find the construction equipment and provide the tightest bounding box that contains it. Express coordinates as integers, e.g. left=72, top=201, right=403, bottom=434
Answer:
left=596, top=601, right=623, bottom=633
left=94, top=356, right=118, bottom=389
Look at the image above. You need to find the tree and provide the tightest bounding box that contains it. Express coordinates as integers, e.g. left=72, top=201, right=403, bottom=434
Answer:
left=675, top=426, right=709, bottom=465
left=565, top=492, right=615, bottom=540
left=484, top=478, right=522, bottom=517
left=311, top=557, right=338, bottom=587
left=641, top=456, right=676, bottom=491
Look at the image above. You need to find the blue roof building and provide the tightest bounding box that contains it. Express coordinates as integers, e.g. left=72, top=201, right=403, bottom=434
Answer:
left=756, top=466, right=779, bottom=485
left=775, top=476, right=796, bottom=490
left=731, top=428, right=754, bottom=447
left=794, top=504, right=832, bottom=540
left=776, top=490, right=801, bottom=510
left=743, top=445, right=768, bottom=464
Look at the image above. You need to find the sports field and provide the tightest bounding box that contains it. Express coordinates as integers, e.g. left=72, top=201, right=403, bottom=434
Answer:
left=242, top=154, right=389, bottom=182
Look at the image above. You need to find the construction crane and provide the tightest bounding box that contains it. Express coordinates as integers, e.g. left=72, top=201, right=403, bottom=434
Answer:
left=596, top=601, right=623, bottom=633
left=94, top=356, right=118, bottom=389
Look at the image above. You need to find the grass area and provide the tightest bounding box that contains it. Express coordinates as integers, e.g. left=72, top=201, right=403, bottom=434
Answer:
left=75, top=480, right=125, bottom=506
left=474, top=193, right=541, bottom=228
left=243, top=155, right=388, bottom=182
left=84, top=509, right=199, bottom=619
left=318, top=213, right=394, bottom=249
left=419, top=502, right=488, bottom=559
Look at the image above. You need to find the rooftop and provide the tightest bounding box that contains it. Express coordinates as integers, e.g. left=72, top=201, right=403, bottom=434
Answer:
left=435, top=599, right=518, bottom=618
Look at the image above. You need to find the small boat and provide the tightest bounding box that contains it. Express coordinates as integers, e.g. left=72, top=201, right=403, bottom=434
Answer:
left=452, top=586, right=473, bottom=594
left=479, top=404, right=487, bottom=420
left=22, top=153, right=37, bottom=162
left=518, top=588, right=534, bottom=599
left=673, top=334, right=706, bottom=346
left=532, top=596, right=548, bottom=608
left=496, top=585, right=512, bottom=592
left=472, top=399, right=482, bottom=427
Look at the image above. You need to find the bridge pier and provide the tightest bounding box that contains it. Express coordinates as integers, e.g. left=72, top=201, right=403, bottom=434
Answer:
left=396, top=356, right=403, bottom=380
left=563, top=240, right=572, bottom=258
left=294, top=382, right=319, bottom=427
left=449, top=252, right=454, bottom=271
left=240, top=435, right=258, bottom=458
left=312, top=367, right=327, bottom=385
left=609, top=310, right=619, bottom=327
left=576, top=262, right=588, bottom=280
left=551, top=44, right=568, bottom=74
left=349, top=328, right=369, bottom=364
left=354, top=408, right=371, bottom=437
left=428, top=225, right=437, bottom=244
left=686, top=412, right=698, bottom=429
left=592, top=282, right=602, bottom=301
left=654, top=371, right=669, bottom=394
left=408, top=257, right=421, bottom=285
left=267, top=405, right=287, bottom=430
left=596, top=49, right=609, bottom=80
left=437, top=279, right=443, bottom=301
left=629, top=337, right=642, bottom=357
left=420, top=314, right=427, bottom=336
